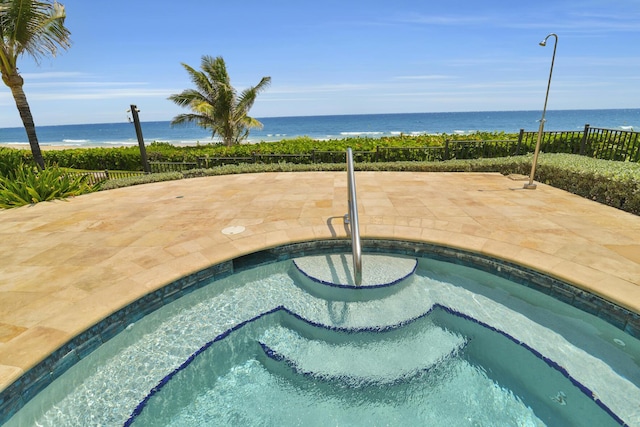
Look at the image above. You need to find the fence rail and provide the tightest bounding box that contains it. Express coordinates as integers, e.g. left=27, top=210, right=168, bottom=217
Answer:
left=584, top=126, right=640, bottom=162
left=73, top=124, right=638, bottom=183
left=518, top=124, right=640, bottom=162
left=149, top=161, right=199, bottom=173
left=144, top=125, right=638, bottom=171
left=68, top=170, right=146, bottom=186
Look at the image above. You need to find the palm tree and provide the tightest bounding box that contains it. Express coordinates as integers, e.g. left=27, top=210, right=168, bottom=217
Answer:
left=0, top=0, right=71, bottom=169
left=169, top=55, right=271, bottom=146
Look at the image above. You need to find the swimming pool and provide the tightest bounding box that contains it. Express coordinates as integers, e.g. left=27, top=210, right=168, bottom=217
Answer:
left=3, top=240, right=640, bottom=426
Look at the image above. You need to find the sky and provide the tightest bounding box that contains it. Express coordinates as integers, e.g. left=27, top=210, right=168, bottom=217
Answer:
left=1, top=0, right=639, bottom=127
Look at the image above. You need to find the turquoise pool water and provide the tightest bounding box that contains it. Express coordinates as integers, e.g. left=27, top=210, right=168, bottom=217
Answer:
left=5, top=249, right=640, bottom=426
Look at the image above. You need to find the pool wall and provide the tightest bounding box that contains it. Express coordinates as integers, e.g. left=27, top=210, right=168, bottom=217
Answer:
left=1, top=239, right=639, bottom=425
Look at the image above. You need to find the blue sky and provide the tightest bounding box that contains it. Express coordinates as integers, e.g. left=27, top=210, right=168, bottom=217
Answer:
left=1, top=0, right=639, bottom=127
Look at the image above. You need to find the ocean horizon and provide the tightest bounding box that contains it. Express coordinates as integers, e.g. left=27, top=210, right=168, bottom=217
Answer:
left=1, top=109, right=639, bottom=148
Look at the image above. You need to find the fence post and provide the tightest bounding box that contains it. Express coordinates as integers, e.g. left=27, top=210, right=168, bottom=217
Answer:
left=444, top=140, right=450, bottom=160
left=579, top=123, right=590, bottom=156
left=129, top=105, right=151, bottom=173
left=516, top=129, right=524, bottom=155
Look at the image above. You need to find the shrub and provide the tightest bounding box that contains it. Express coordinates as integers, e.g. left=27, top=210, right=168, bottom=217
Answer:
left=534, top=153, right=640, bottom=214
left=98, top=172, right=183, bottom=190
left=0, top=164, right=97, bottom=208
left=42, top=147, right=143, bottom=170
left=0, top=148, right=30, bottom=177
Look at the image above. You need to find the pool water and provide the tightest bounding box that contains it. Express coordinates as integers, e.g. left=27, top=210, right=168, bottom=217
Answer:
left=7, top=255, right=640, bottom=426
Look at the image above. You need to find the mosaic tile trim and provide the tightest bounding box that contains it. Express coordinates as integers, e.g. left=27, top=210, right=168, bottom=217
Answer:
left=125, top=305, right=624, bottom=426
left=1, top=239, right=637, bottom=425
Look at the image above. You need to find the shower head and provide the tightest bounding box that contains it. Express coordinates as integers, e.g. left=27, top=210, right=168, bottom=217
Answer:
left=539, top=33, right=557, bottom=47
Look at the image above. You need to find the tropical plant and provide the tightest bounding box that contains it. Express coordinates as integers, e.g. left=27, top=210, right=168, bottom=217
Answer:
left=0, top=0, right=71, bottom=169
left=0, top=163, right=95, bottom=208
left=0, top=146, right=26, bottom=176
left=169, top=55, right=271, bottom=146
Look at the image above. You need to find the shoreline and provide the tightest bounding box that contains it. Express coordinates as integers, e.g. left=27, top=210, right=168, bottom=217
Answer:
left=5, top=143, right=127, bottom=151
left=3, top=142, right=207, bottom=151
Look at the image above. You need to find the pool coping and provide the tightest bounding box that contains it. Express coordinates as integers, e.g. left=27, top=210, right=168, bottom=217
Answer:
left=1, top=238, right=638, bottom=425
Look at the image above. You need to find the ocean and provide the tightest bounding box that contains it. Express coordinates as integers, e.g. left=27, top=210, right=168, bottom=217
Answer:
left=1, top=109, right=639, bottom=148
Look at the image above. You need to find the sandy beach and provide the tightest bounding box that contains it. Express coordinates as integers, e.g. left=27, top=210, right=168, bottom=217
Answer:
left=5, top=143, right=139, bottom=151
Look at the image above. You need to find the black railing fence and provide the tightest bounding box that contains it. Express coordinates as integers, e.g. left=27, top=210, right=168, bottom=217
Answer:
left=517, top=124, right=640, bottom=161
left=69, top=169, right=146, bottom=186
left=583, top=126, right=640, bottom=161
left=78, top=124, right=638, bottom=180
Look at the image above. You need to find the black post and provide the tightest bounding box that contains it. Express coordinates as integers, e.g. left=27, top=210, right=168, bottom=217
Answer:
left=516, top=128, right=524, bottom=155
left=130, top=104, right=151, bottom=173
left=579, top=123, right=590, bottom=156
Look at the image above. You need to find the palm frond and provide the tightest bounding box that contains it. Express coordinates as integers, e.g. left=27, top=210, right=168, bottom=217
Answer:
left=169, top=54, right=270, bottom=146
left=168, top=88, right=207, bottom=107
left=236, top=76, right=271, bottom=114
left=0, top=0, right=70, bottom=63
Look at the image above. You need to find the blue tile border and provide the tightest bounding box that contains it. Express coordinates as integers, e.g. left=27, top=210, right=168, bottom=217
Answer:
left=125, top=304, right=625, bottom=426
left=1, top=239, right=638, bottom=425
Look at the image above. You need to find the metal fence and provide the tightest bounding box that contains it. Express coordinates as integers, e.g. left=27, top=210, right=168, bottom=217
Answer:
left=69, top=170, right=147, bottom=186
left=145, top=125, right=639, bottom=172
left=79, top=124, right=637, bottom=181
left=517, top=124, right=640, bottom=162
left=583, top=126, right=640, bottom=161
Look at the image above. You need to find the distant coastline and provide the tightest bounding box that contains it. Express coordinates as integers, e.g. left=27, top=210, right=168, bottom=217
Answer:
left=1, top=109, right=638, bottom=149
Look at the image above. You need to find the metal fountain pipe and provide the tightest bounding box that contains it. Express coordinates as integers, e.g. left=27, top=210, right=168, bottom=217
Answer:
left=525, top=33, right=558, bottom=190
left=345, top=148, right=363, bottom=286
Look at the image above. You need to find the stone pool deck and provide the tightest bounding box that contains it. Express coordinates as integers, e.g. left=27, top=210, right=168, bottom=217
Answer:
left=1, top=171, right=639, bottom=394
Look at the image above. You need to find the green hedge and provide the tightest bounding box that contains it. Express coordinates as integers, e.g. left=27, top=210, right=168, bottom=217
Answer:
left=0, top=148, right=28, bottom=177
left=98, top=172, right=183, bottom=190
left=1, top=133, right=514, bottom=171
left=42, top=147, right=142, bottom=170
left=533, top=154, right=640, bottom=214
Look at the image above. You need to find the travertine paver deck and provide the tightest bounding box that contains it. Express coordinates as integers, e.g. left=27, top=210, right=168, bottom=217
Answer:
left=0, top=171, right=639, bottom=393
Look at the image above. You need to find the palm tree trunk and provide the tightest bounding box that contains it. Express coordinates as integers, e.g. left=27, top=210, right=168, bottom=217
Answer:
left=6, top=73, right=45, bottom=169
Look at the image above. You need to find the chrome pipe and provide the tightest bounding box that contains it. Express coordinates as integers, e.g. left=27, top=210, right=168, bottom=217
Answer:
left=525, top=33, right=558, bottom=190
left=345, top=148, right=363, bottom=285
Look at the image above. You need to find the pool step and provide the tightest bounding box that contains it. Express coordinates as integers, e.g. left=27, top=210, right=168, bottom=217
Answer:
left=293, top=254, right=417, bottom=287
left=292, top=254, right=418, bottom=301
left=258, top=320, right=466, bottom=386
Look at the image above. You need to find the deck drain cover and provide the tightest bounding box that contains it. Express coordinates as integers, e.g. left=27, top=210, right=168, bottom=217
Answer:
left=221, top=226, right=246, bottom=235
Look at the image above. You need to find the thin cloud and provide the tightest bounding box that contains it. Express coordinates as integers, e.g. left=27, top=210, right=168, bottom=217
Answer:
left=397, top=8, right=640, bottom=34
left=20, top=71, right=86, bottom=79
left=394, top=75, right=456, bottom=80
left=26, top=81, right=151, bottom=88
left=29, top=88, right=176, bottom=101
left=268, top=83, right=381, bottom=94
left=397, top=13, right=490, bottom=26
left=506, top=9, right=640, bottom=33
